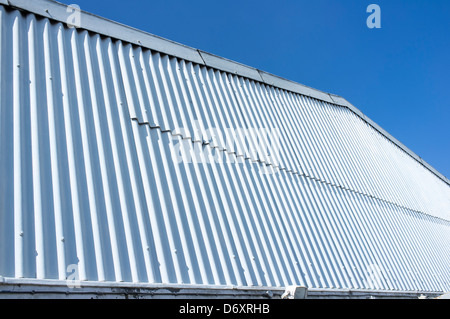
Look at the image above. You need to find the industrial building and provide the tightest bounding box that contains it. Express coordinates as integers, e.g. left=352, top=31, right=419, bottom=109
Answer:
left=0, top=0, right=449, bottom=298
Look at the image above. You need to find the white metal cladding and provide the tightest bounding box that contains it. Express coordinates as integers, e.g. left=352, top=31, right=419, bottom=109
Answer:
left=0, top=4, right=449, bottom=293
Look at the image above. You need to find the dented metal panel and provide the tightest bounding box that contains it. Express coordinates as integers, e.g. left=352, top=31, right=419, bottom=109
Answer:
left=0, top=2, right=449, bottom=295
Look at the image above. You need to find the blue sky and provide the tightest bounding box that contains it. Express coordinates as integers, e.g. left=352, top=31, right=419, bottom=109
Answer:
left=59, top=0, right=450, bottom=179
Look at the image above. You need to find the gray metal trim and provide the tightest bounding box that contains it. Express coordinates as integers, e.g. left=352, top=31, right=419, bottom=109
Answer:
left=198, top=51, right=265, bottom=82
left=0, top=278, right=284, bottom=299
left=343, top=99, right=450, bottom=185
left=0, top=278, right=441, bottom=299
left=1, top=0, right=449, bottom=185
left=306, top=288, right=441, bottom=299
left=4, top=0, right=205, bottom=64
left=258, top=70, right=335, bottom=104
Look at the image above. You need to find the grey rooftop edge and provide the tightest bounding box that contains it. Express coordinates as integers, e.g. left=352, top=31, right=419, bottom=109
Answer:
left=2, top=0, right=448, bottom=185
left=0, top=278, right=444, bottom=299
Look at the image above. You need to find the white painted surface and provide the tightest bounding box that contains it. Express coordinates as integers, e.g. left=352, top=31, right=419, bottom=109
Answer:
left=0, top=3, right=449, bottom=293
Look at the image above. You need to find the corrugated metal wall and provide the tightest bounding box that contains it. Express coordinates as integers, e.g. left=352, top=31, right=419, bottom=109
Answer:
left=0, top=6, right=449, bottom=292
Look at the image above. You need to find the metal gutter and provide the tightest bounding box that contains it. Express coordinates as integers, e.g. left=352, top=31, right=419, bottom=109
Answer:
left=305, top=288, right=442, bottom=299
left=0, top=278, right=441, bottom=299
left=2, top=0, right=449, bottom=186
left=0, top=277, right=284, bottom=299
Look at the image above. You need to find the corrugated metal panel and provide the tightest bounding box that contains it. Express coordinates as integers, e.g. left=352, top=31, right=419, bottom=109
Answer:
left=0, top=4, right=449, bottom=293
